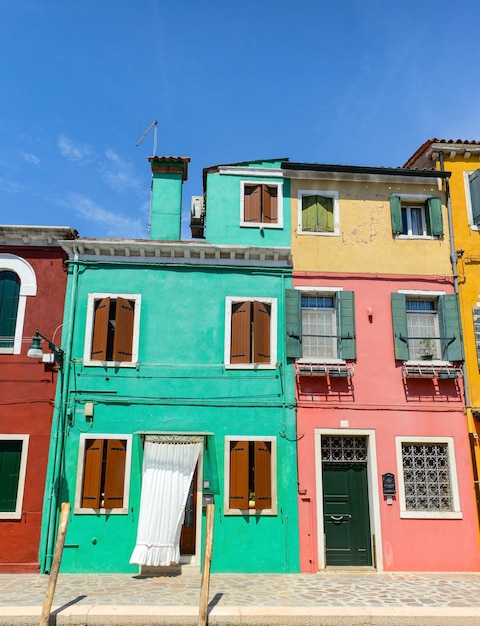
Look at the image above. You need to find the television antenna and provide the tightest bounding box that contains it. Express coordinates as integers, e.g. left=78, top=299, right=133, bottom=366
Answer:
left=136, top=120, right=158, bottom=155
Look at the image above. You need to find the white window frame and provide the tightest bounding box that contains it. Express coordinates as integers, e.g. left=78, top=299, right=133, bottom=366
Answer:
left=239, top=180, right=284, bottom=229
left=395, top=194, right=434, bottom=239
left=0, top=434, right=29, bottom=519
left=295, top=286, right=345, bottom=364
left=224, top=296, right=277, bottom=369
left=297, top=189, right=339, bottom=236
left=463, top=170, right=480, bottom=231
left=224, top=435, right=277, bottom=516
left=395, top=436, right=462, bottom=519
left=0, top=254, right=37, bottom=355
left=74, top=433, right=132, bottom=515
left=83, top=292, right=141, bottom=367
left=398, top=289, right=449, bottom=365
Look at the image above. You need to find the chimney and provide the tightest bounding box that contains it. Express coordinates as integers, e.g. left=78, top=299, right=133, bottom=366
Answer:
left=148, top=156, right=190, bottom=240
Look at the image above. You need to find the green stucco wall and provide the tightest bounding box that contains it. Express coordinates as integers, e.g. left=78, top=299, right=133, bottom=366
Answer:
left=41, top=260, right=299, bottom=574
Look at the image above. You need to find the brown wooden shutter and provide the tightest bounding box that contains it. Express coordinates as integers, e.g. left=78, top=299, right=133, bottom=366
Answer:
left=262, top=185, right=278, bottom=224
left=113, top=297, right=134, bottom=362
left=244, top=185, right=261, bottom=222
left=103, top=439, right=127, bottom=509
left=230, top=301, right=251, bottom=363
left=254, top=441, right=272, bottom=510
left=82, top=439, right=104, bottom=508
left=229, top=441, right=248, bottom=509
left=253, top=301, right=271, bottom=363
left=91, top=297, right=110, bottom=360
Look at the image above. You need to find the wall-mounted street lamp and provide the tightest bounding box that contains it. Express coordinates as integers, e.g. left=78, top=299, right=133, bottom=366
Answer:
left=27, top=329, right=64, bottom=368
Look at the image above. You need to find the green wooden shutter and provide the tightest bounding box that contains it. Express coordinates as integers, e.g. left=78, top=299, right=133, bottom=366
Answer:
left=82, top=439, right=104, bottom=508
left=302, top=196, right=319, bottom=232
left=230, top=301, right=251, bottom=363
left=390, top=195, right=402, bottom=234
left=391, top=293, right=409, bottom=360
left=254, top=441, right=272, bottom=510
left=253, top=301, right=271, bottom=363
left=318, top=196, right=334, bottom=232
left=337, top=291, right=356, bottom=360
left=229, top=441, right=248, bottom=509
left=426, top=197, right=443, bottom=236
left=113, top=298, right=134, bottom=362
left=103, top=439, right=127, bottom=509
left=285, top=289, right=302, bottom=358
left=0, top=271, right=20, bottom=350
left=438, top=294, right=463, bottom=361
left=469, top=170, right=480, bottom=226
left=0, top=440, right=22, bottom=512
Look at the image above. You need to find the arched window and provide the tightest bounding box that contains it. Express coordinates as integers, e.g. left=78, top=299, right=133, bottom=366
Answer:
left=0, top=254, right=37, bottom=354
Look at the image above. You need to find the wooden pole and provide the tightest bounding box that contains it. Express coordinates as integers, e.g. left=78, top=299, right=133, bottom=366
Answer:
left=39, top=502, right=70, bottom=626
left=198, top=503, right=214, bottom=626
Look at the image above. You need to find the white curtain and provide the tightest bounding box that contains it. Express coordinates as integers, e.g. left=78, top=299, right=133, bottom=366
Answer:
left=130, top=439, right=201, bottom=567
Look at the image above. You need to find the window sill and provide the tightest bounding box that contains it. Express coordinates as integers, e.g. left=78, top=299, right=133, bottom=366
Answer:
left=83, top=360, right=138, bottom=368
left=225, top=363, right=277, bottom=370
left=74, top=507, right=129, bottom=515
left=240, top=222, right=282, bottom=229
left=0, top=512, right=22, bottom=520
left=298, top=230, right=339, bottom=237
left=298, top=358, right=345, bottom=365
left=224, top=508, right=277, bottom=516
left=395, top=234, right=437, bottom=240
left=400, top=510, right=462, bottom=520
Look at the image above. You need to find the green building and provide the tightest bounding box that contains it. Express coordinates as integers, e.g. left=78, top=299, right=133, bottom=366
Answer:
left=39, top=156, right=300, bottom=574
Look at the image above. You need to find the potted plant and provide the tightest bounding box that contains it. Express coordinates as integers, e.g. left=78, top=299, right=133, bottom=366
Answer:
left=418, top=337, right=436, bottom=360
left=248, top=492, right=255, bottom=508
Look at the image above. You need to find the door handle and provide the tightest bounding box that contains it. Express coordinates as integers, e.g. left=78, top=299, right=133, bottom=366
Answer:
left=330, top=514, right=351, bottom=523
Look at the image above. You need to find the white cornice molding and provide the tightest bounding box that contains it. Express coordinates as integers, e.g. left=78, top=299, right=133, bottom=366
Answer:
left=217, top=166, right=284, bottom=178
left=59, top=239, right=292, bottom=267
left=0, top=226, right=77, bottom=246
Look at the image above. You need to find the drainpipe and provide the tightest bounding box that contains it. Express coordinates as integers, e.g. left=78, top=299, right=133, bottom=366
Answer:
left=439, top=153, right=480, bottom=524
left=41, top=252, right=80, bottom=573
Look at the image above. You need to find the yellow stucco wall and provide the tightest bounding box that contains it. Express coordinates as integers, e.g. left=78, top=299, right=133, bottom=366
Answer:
left=439, top=157, right=480, bottom=410
left=290, top=177, right=452, bottom=276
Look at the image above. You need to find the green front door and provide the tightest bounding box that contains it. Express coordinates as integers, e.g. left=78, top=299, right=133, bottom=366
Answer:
left=322, top=461, right=372, bottom=566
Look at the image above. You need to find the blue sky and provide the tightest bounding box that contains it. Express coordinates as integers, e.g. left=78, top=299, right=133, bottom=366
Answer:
left=1, top=1, right=479, bottom=240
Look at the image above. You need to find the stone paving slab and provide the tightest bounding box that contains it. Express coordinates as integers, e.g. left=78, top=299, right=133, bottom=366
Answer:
left=1, top=571, right=480, bottom=625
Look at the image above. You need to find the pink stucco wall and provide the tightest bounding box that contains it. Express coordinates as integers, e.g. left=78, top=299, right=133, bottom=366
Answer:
left=294, top=272, right=480, bottom=572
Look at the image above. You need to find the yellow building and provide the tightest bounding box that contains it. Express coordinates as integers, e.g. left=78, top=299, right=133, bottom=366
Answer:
left=405, top=139, right=480, bottom=531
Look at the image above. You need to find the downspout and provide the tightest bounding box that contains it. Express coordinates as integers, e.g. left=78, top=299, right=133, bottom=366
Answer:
left=439, top=153, right=480, bottom=524
left=42, top=251, right=80, bottom=573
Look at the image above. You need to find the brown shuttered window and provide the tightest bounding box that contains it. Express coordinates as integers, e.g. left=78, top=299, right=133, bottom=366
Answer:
left=243, top=184, right=278, bottom=224
left=90, top=296, right=135, bottom=362
left=228, top=440, right=273, bottom=512
left=229, top=441, right=249, bottom=509
left=81, top=438, right=127, bottom=509
left=230, top=300, right=271, bottom=364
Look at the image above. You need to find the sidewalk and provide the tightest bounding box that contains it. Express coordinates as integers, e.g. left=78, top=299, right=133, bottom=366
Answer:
left=2, top=569, right=480, bottom=625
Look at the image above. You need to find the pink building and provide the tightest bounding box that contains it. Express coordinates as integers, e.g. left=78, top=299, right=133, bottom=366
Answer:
left=285, top=162, right=480, bottom=572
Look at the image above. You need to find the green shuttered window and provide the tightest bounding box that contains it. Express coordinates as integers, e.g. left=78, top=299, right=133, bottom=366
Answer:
left=390, top=195, right=443, bottom=237
left=302, top=195, right=334, bottom=232
left=468, top=169, right=480, bottom=226
left=286, top=289, right=356, bottom=360
left=0, top=440, right=22, bottom=513
left=227, top=438, right=275, bottom=514
left=391, top=293, right=462, bottom=362
left=0, top=271, right=20, bottom=351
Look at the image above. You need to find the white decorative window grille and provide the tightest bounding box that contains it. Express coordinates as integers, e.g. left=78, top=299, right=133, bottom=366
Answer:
left=401, top=443, right=453, bottom=511
left=321, top=435, right=367, bottom=462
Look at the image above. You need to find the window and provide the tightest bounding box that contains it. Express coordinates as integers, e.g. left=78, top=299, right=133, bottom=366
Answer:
left=84, top=293, right=141, bottom=366
left=0, top=271, right=20, bottom=351
left=0, top=254, right=36, bottom=355
left=391, top=292, right=462, bottom=362
left=75, top=435, right=132, bottom=514
left=286, top=288, right=356, bottom=361
left=225, top=297, right=277, bottom=368
left=396, top=437, right=461, bottom=519
left=298, top=190, right=339, bottom=235
left=390, top=195, right=443, bottom=237
left=464, top=169, right=480, bottom=228
left=0, top=435, right=29, bottom=519
left=224, top=436, right=276, bottom=515
left=240, top=181, right=283, bottom=228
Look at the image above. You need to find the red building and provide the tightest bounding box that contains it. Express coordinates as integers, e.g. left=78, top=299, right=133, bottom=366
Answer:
left=0, top=225, right=77, bottom=572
